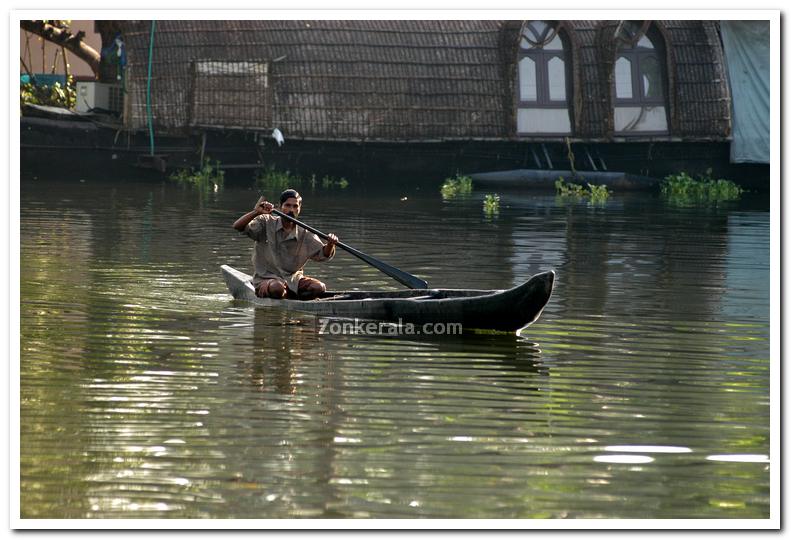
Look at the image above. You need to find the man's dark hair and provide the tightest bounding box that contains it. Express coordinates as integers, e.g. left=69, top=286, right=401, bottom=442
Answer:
left=279, top=189, right=302, bottom=205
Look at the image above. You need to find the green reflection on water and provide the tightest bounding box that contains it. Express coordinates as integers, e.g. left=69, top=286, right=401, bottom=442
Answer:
left=19, top=178, right=770, bottom=519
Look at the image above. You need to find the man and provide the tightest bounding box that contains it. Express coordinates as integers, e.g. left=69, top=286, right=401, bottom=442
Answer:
left=233, top=189, right=339, bottom=300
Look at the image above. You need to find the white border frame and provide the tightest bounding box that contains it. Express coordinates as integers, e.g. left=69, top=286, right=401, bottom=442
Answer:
left=7, top=8, right=781, bottom=532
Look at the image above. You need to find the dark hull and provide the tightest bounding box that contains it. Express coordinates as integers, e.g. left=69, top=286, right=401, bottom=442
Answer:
left=221, top=265, right=554, bottom=332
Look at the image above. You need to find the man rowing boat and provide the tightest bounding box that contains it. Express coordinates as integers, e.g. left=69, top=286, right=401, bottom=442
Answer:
left=233, top=189, right=338, bottom=300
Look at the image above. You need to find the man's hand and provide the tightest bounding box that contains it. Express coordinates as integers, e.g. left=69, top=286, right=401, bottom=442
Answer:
left=323, top=233, right=339, bottom=257
left=255, top=197, right=274, bottom=215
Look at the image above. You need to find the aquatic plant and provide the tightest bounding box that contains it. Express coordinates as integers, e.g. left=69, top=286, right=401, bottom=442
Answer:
left=555, top=177, right=611, bottom=202
left=440, top=174, right=474, bottom=199
left=587, top=183, right=611, bottom=203
left=661, top=169, right=744, bottom=205
left=170, top=157, right=225, bottom=193
left=255, top=167, right=349, bottom=192
left=320, top=175, right=349, bottom=189
left=483, top=193, right=500, bottom=216
left=555, top=177, right=586, bottom=197
left=254, top=166, right=300, bottom=192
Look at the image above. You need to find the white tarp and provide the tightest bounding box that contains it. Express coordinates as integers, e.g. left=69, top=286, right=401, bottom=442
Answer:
left=720, top=21, right=770, bottom=164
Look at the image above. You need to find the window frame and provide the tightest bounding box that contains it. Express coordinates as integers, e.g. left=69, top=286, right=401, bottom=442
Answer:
left=614, top=50, right=666, bottom=106
left=517, top=23, right=571, bottom=110
left=612, top=23, right=670, bottom=136
left=612, top=25, right=667, bottom=106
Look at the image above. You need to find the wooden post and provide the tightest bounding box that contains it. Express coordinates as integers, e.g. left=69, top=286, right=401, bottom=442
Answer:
left=50, top=49, right=60, bottom=74
left=62, top=47, right=70, bottom=80
left=19, top=56, right=34, bottom=79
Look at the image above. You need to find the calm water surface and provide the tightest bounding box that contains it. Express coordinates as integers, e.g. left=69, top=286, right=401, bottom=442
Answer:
left=19, top=175, right=770, bottom=519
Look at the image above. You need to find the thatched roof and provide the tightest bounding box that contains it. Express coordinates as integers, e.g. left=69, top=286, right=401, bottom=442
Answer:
left=117, top=20, right=731, bottom=141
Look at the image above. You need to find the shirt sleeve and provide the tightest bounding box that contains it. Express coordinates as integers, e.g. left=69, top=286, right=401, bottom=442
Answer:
left=244, top=214, right=270, bottom=242
left=308, top=232, right=334, bottom=262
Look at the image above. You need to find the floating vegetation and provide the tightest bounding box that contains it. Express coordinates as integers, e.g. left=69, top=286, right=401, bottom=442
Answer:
left=170, top=157, right=225, bottom=193
left=555, top=177, right=611, bottom=203
left=319, top=175, right=349, bottom=189
left=440, top=174, right=473, bottom=199
left=555, top=178, right=587, bottom=197
left=254, top=166, right=348, bottom=191
left=483, top=193, right=500, bottom=217
left=587, top=183, right=611, bottom=202
left=660, top=169, right=744, bottom=205
left=254, top=166, right=300, bottom=192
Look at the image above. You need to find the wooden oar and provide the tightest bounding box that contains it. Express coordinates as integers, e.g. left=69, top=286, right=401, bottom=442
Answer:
left=270, top=208, right=428, bottom=290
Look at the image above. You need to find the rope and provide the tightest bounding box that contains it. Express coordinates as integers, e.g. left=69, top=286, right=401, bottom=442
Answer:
left=146, top=20, right=156, bottom=156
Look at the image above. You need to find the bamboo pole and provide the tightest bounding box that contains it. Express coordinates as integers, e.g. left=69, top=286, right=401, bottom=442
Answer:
left=50, top=48, right=60, bottom=74
left=24, top=33, right=31, bottom=72
left=61, top=46, right=70, bottom=82
left=19, top=56, right=34, bottom=79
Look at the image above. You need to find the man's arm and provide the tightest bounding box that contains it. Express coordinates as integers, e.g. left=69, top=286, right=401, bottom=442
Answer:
left=310, top=233, right=339, bottom=262
left=233, top=197, right=273, bottom=231
left=323, top=234, right=339, bottom=258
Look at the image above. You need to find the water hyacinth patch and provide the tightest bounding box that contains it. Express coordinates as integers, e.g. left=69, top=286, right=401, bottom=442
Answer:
left=441, top=174, right=474, bottom=199
left=254, top=166, right=298, bottom=192
left=555, top=177, right=611, bottom=203
left=320, top=176, right=349, bottom=189
left=254, top=166, right=349, bottom=192
left=483, top=193, right=500, bottom=217
left=661, top=169, right=744, bottom=205
left=170, top=157, right=225, bottom=193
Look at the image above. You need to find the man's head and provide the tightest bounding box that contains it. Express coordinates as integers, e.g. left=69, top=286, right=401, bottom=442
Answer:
left=279, top=189, right=302, bottom=217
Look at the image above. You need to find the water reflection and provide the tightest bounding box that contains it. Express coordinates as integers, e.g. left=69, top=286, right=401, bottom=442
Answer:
left=19, top=177, right=770, bottom=519
left=242, top=309, right=315, bottom=395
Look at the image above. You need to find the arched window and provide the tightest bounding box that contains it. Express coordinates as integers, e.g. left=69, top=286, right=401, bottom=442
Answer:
left=613, top=21, right=669, bottom=135
left=516, top=21, right=572, bottom=135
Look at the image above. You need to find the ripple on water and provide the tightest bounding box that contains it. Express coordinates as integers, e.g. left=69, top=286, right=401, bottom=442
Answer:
left=19, top=181, right=770, bottom=519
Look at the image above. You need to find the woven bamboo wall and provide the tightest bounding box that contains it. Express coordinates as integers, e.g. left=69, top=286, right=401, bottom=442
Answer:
left=668, top=20, right=732, bottom=138
left=121, top=20, right=506, bottom=140
left=570, top=21, right=613, bottom=138
left=119, top=20, right=731, bottom=141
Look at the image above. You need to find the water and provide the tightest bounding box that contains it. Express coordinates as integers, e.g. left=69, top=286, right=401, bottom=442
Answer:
left=19, top=176, right=771, bottom=519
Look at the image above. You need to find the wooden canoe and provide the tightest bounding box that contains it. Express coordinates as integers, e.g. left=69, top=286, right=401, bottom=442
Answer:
left=221, top=265, right=555, bottom=332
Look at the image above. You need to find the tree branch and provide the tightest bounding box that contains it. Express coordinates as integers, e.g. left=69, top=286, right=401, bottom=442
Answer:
left=20, top=20, right=100, bottom=79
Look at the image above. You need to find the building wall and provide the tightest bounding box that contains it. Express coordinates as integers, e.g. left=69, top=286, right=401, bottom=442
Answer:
left=20, top=21, right=101, bottom=79
left=116, top=20, right=732, bottom=143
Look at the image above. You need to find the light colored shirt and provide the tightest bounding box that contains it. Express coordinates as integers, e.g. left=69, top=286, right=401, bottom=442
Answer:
left=244, top=214, right=333, bottom=292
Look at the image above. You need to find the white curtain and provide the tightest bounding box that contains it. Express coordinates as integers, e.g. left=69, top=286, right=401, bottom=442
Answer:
left=720, top=21, right=770, bottom=164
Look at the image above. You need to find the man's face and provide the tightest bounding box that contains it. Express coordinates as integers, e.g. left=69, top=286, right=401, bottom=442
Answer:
left=281, top=197, right=301, bottom=218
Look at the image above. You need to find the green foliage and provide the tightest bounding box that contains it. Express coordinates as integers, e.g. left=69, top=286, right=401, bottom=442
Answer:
left=661, top=169, right=744, bottom=205
left=254, top=166, right=349, bottom=192
left=440, top=174, right=473, bottom=199
left=555, top=177, right=611, bottom=203
left=587, top=183, right=611, bottom=202
left=170, top=158, right=225, bottom=193
left=254, top=166, right=299, bottom=192
left=320, top=175, right=349, bottom=189
left=20, top=76, right=76, bottom=110
left=555, top=177, right=587, bottom=197
left=482, top=193, right=500, bottom=217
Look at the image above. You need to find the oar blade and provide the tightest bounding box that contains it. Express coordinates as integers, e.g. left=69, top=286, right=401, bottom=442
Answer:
left=342, top=244, right=428, bottom=289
